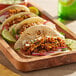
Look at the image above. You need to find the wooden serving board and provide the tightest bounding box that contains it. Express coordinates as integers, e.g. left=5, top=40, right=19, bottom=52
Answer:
left=0, top=64, right=20, bottom=76
left=0, top=2, right=76, bottom=72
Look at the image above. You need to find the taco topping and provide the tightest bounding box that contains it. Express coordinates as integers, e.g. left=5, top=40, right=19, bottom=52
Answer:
left=4, top=8, right=26, bottom=18
left=20, top=37, right=67, bottom=55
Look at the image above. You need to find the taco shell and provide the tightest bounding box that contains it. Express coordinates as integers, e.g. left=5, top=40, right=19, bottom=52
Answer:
left=14, top=25, right=64, bottom=50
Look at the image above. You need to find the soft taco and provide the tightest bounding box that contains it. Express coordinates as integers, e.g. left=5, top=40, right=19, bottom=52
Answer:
left=14, top=25, right=65, bottom=56
left=2, top=12, right=37, bottom=30
left=0, top=5, right=30, bottom=24
left=9, top=17, right=46, bottom=40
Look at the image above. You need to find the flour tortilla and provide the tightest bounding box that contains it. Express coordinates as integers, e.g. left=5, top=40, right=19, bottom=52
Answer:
left=9, top=17, right=46, bottom=34
left=2, top=12, right=37, bottom=31
left=0, top=5, right=30, bottom=15
left=14, top=25, right=64, bottom=50
left=0, top=5, right=30, bottom=24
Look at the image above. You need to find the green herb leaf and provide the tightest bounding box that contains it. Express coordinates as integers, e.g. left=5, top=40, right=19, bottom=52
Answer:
left=60, top=32, right=65, bottom=36
left=31, top=40, right=35, bottom=43
left=15, top=48, right=20, bottom=51
left=62, top=48, right=67, bottom=51
left=12, top=28, right=16, bottom=36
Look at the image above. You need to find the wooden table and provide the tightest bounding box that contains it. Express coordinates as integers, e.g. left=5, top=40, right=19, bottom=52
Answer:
left=0, top=0, right=76, bottom=76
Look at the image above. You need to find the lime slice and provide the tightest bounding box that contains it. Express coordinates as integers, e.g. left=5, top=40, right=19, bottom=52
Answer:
left=29, top=7, right=40, bottom=15
left=65, top=39, right=76, bottom=50
left=2, top=29, right=16, bottom=43
left=59, top=0, right=75, bottom=6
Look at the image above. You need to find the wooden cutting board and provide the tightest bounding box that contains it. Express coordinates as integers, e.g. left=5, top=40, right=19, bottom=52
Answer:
left=0, top=64, right=20, bottom=76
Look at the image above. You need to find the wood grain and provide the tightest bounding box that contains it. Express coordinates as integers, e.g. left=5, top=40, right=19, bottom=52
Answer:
left=0, top=64, right=20, bottom=76
left=0, top=2, right=76, bottom=72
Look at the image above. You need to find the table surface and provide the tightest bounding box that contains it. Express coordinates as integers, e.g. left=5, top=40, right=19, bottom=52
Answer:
left=0, top=0, right=76, bottom=76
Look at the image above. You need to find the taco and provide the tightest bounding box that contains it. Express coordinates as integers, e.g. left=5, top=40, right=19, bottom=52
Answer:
left=2, top=12, right=37, bottom=30
left=14, top=25, right=66, bottom=56
left=9, top=17, right=46, bottom=40
left=0, top=5, right=30, bottom=24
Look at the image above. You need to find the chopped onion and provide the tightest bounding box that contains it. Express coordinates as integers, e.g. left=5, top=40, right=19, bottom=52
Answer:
left=25, top=44, right=30, bottom=46
left=37, top=37, right=42, bottom=40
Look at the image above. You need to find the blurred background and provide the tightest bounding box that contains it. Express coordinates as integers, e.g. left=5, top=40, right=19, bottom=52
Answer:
left=30, top=0, right=76, bottom=34
left=30, top=0, right=58, bottom=17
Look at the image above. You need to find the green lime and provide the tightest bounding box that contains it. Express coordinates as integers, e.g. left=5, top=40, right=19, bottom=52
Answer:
left=65, top=39, right=76, bottom=50
left=29, top=7, right=40, bottom=15
left=2, top=29, right=16, bottom=43
left=59, top=0, right=75, bottom=6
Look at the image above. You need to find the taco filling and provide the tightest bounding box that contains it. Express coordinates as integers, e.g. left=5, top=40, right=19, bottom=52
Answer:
left=20, top=37, right=67, bottom=56
left=2, top=14, right=36, bottom=30
left=13, top=22, right=44, bottom=40
left=19, top=22, right=43, bottom=34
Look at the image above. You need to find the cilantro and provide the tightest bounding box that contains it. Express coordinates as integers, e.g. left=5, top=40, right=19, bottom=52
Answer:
left=31, top=40, right=35, bottom=43
left=60, top=32, right=65, bottom=36
left=12, top=28, right=16, bottom=36
left=15, top=48, right=20, bottom=51
left=62, top=48, right=67, bottom=51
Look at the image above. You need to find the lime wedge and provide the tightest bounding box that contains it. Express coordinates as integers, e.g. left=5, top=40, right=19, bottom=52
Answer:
left=29, top=7, right=40, bottom=15
left=59, top=0, right=74, bottom=6
left=65, top=39, right=76, bottom=50
left=2, top=29, right=16, bottom=43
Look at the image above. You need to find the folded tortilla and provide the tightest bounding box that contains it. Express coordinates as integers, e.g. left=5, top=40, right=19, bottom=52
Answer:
left=2, top=12, right=37, bottom=31
left=9, top=17, right=46, bottom=36
left=14, top=25, right=64, bottom=50
left=0, top=5, right=30, bottom=23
